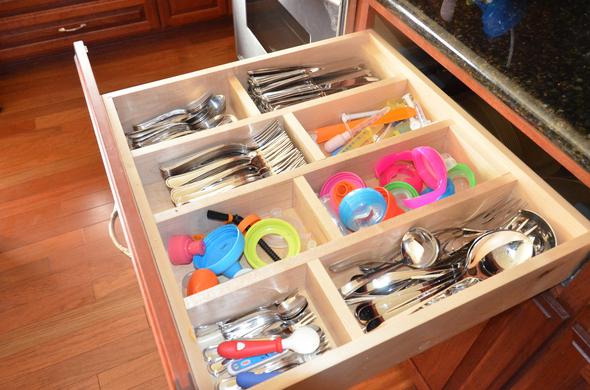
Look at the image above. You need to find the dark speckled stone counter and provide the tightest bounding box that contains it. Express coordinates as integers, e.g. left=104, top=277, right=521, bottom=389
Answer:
left=377, top=0, right=590, bottom=171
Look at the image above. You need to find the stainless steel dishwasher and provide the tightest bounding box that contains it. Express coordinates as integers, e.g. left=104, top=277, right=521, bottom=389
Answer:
left=232, top=0, right=348, bottom=59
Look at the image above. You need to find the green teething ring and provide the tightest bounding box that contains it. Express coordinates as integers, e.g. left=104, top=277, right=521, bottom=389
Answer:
left=448, top=163, right=476, bottom=188
left=244, top=218, right=301, bottom=269
left=384, top=181, right=420, bottom=198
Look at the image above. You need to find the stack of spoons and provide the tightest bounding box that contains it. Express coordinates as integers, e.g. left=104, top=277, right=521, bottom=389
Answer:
left=329, top=199, right=557, bottom=332
left=126, top=93, right=236, bottom=149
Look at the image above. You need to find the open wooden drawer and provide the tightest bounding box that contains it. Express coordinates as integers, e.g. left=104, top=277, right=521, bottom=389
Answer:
left=75, top=29, right=590, bottom=389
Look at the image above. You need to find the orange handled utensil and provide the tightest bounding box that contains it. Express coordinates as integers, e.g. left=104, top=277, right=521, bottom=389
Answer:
left=313, top=106, right=417, bottom=144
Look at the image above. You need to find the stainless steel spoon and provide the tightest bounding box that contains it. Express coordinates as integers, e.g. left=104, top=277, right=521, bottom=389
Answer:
left=466, top=230, right=535, bottom=277
left=338, top=227, right=440, bottom=298
left=330, top=227, right=439, bottom=274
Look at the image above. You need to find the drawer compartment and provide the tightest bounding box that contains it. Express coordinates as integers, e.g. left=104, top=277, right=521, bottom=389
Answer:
left=292, top=78, right=431, bottom=157
left=110, top=75, right=256, bottom=143
left=75, top=29, right=590, bottom=389
left=156, top=176, right=342, bottom=308
left=132, top=115, right=315, bottom=215
left=184, top=259, right=360, bottom=389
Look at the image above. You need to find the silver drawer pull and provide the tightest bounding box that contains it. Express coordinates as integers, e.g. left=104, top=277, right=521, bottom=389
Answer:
left=58, top=23, right=87, bottom=33
left=109, top=208, right=131, bottom=259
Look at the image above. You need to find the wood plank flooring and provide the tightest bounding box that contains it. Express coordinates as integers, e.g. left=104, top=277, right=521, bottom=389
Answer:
left=0, top=19, right=420, bottom=389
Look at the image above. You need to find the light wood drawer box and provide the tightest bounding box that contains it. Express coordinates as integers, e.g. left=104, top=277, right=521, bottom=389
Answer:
left=75, top=30, right=590, bottom=389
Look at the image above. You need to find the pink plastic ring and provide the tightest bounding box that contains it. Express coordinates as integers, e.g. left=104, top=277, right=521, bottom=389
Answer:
left=412, top=146, right=443, bottom=189
left=403, top=147, right=447, bottom=209
left=380, top=164, right=424, bottom=192
left=374, top=150, right=413, bottom=179
left=319, top=172, right=366, bottom=210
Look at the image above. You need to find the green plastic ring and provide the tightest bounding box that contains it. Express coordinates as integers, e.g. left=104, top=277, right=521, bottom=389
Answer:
left=448, top=163, right=476, bottom=188
left=384, top=181, right=420, bottom=198
left=244, top=218, right=301, bottom=269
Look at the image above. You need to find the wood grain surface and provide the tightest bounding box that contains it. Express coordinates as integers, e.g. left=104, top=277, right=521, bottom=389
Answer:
left=0, top=20, right=231, bottom=390
left=0, top=19, right=418, bottom=389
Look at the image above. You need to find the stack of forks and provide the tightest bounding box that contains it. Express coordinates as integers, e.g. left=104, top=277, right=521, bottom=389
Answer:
left=159, top=120, right=306, bottom=206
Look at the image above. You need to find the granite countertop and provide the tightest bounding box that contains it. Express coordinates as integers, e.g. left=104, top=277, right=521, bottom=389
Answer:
left=378, top=0, right=590, bottom=171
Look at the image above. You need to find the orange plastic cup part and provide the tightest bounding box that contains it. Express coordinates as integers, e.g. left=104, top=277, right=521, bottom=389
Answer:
left=187, top=269, right=219, bottom=296
left=374, top=187, right=404, bottom=219
left=330, top=180, right=356, bottom=210
left=237, top=214, right=262, bottom=233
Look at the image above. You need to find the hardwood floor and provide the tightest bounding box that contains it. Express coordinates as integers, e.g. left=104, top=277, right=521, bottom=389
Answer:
left=0, top=19, right=420, bottom=389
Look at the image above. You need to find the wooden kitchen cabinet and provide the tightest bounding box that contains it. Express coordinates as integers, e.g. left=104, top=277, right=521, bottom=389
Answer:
left=0, top=0, right=161, bottom=62
left=156, top=0, right=227, bottom=27
left=507, top=306, right=590, bottom=389
left=413, top=293, right=570, bottom=389
left=0, top=0, right=228, bottom=62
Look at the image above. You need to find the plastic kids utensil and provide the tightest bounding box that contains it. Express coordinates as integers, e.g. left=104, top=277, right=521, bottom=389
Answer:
left=217, top=326, right=320, bottom=359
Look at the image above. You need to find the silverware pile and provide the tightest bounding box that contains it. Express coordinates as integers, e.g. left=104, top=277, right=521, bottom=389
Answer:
left=194, top=291, right=330, bottom=385
left=247, top=60, right=379, bottom=112
left=160, top=120, right=306, bottom=206
left=127, top=93, right=237, bottom=149
left=330, top=199, right=557, bottom=332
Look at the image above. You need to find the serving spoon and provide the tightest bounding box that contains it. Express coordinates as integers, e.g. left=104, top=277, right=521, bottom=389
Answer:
left=338, top=227, right=440, bottom=298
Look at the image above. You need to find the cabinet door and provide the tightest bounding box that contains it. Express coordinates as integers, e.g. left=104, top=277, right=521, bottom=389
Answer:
left=156, top=0, right=227, bottom=27
left=411, top=322, right=486, bottom=389
left=412, top=292, right=570, bottom=389
left=509, top=307, right=590, bottom=389
left=447, top=293, right=570, bottom=389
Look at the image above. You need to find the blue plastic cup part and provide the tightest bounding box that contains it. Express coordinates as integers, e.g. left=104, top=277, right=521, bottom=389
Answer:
left=193, top=224, right=245, bottom=278
left=338, top=188, right=387, bottom=231
left=421, top=178, right=455, bottom=200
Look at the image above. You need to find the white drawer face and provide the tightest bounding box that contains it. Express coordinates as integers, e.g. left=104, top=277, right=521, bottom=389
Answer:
left=77, top=30, right=590, bottom=389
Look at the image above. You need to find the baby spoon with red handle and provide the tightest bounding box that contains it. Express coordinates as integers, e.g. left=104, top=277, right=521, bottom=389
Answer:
left=217, top=326, right=320, bottom=359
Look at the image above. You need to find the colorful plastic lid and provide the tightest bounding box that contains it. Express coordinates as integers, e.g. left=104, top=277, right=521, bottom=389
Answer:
left=244, top=218, right=301, bottom=269
left=338, top=188, right=387, bottom=231
left=193, top=224, right=245, bottom=278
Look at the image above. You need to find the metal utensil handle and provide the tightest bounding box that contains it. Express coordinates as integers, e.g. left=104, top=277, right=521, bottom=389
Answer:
left=339, top=259, right=403, bottom=298
left=108, top=208, right=131, bottom=258
left=133, top=109, right=187, bottom=132
left=160, top=143, right=249, bottom=178
left=247, top=66, right=306, bottom=76
left=250, top=69, right=308, bottom=87
left=330, top=252, right=396, bottom=273
left=256, top=72, right=313, bottom=94
left=166, top=154, right=254, bottom=189
left=261, top=84, right=319, bottom=102
left=381, top=276, right=458, bottom=319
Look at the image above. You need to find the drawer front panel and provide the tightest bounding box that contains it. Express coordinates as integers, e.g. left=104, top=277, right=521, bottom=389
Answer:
left=73, top=41, right=193, bottom=390
left=157, top=0, right=226, bottom=27
left=1, top=0, right=159, bottom=61
left=77, top=29, right=590, bottom=389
